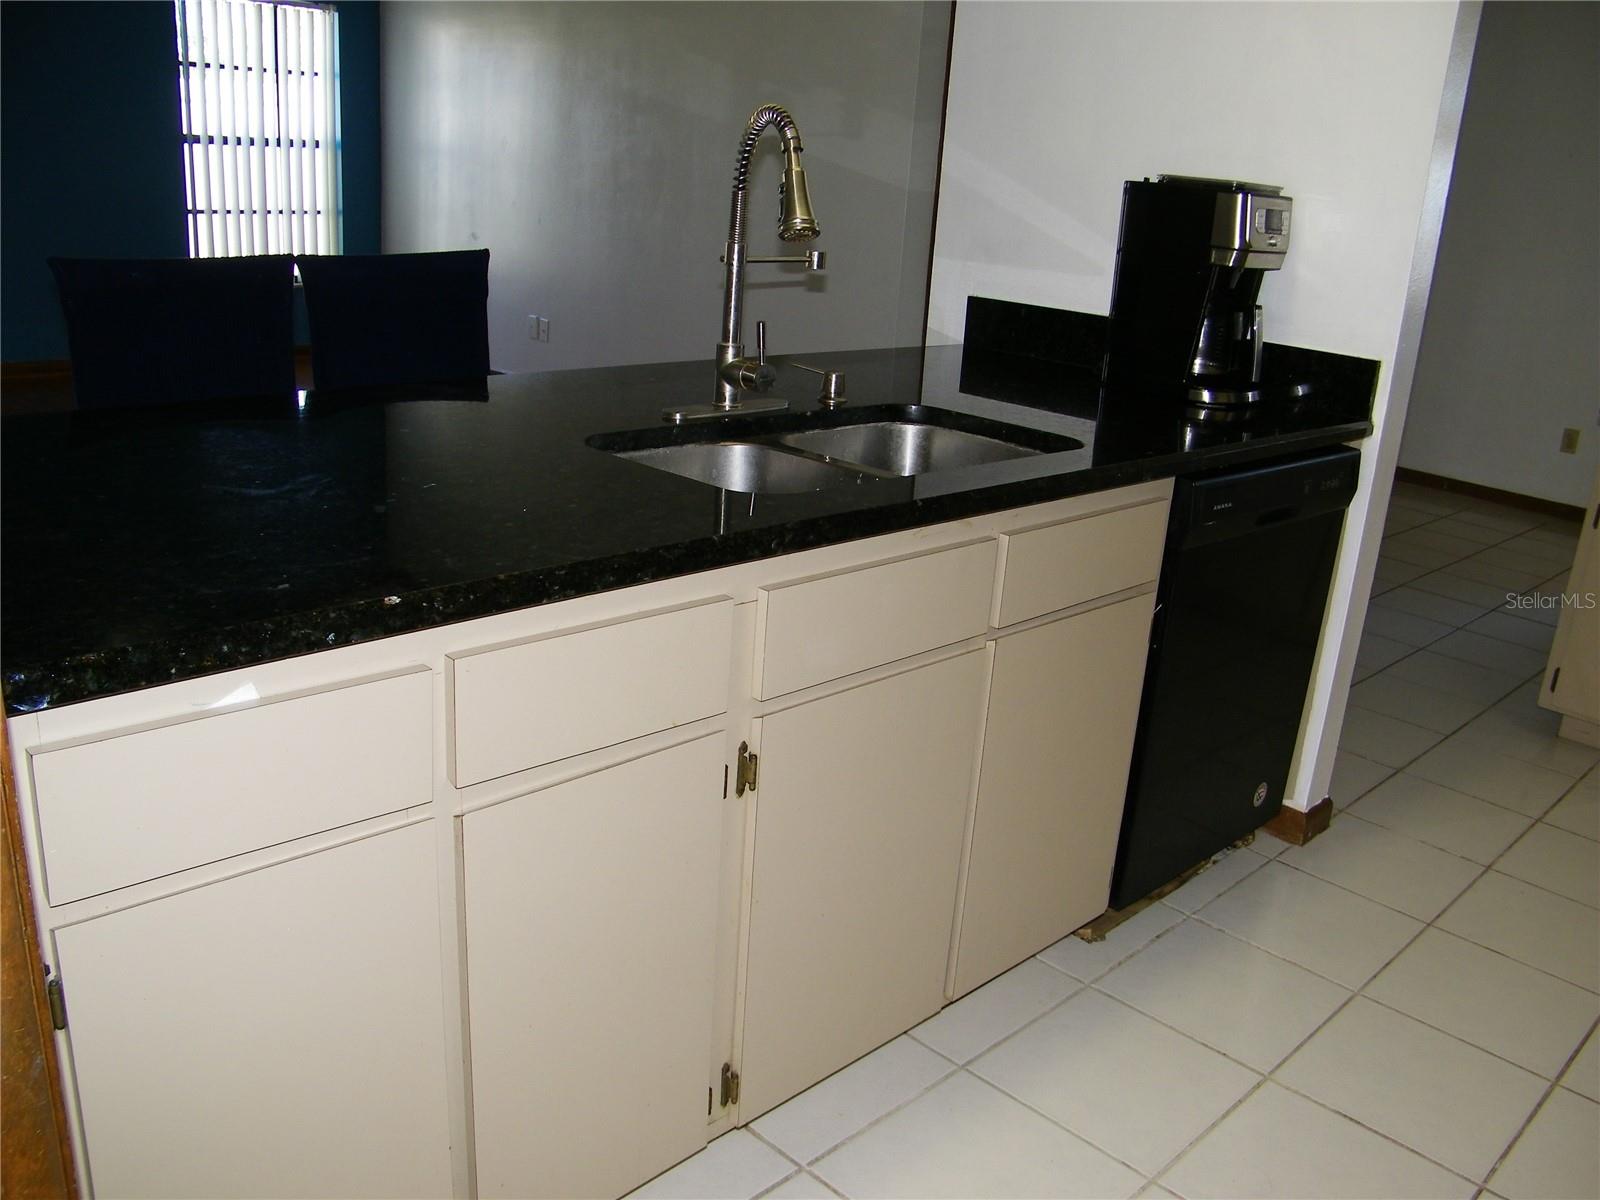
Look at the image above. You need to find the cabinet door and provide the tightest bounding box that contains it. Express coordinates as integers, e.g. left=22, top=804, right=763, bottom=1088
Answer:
left=54, top=823, right=451, bottom=1200
left=464, top=735, right=725, bottom=1200
left=952, top=592, right=1155, bottom=998
left=740, top=650, right=987, bottom=1120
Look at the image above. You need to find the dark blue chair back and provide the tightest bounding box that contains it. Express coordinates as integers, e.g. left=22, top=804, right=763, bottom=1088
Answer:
left=48, top=255, right=296, bottom=409
left=296, top=249, right=491, bottom=391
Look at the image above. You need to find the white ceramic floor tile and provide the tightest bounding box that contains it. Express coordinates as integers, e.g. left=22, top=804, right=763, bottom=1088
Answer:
left=1278, top=815, right=1481, bottom=920
left=1463, top=610, right=1555, bottom=653
left=1545, top=771, right=1599, bottom=841
left=1426, top=629, right=1550, bottom=679
left=1248, top=829, right=1291, bottom=857
left=1364, top=928, right=1599, bottom=1078
left=1276, top=998, right=1545, bottom=1182
left=1409, top=734, right=1578, bottom=815
left=1477, top=701, right=1600, bottom=777
left=910, top=958, right=1078, bottom=1065
left=1338, top=707, right=1445, bottom=769
left=1521, top=524, right=1581, bottom=552
left=1195, top=861, right=1422, bottom=989
left=1329, top=750, right=1396, bottom=808
left=1348, top=774, right=1532, bottom=864
left=628, top=1130, right=796, bottom=1200
left=810, top=1071, right=1143, bottom=1200
left=1562, top=1029, right=1599, bottom=1102
left=1162, top=1081, right=1475, bottom=1200
left=1382, top=540, right=1463, bottom=570
left=756, top=1170, right=840, bottom=1199
left=751, top=1035, right=952, bottom=1165
left=1389, top=527, right=1494, bottom=559
left=1506, top=589, right=1564, bottom=626
left=1035, top=901, right=1182, bottom=982
left=1163, top=846, right=1269, bottom=911
left=1374, top=558, right=1431, bottom=593
left=1356, top=631, right=1414, bottom=675
left=1097, top=920, right=1349, bottom=1072
left=1389, top=489, right=1461, bottom=517
left=1373, top=586, right=1495, bottom=628
left=1382, top=541, right=1463, bottom=571
left=1428, top=515, right=1512, bottom=546
left=1363, top=599, right=1456, bottom=646
left=1384, top=508, right=1438, bottom=535
left=1436, top=870, right=1600, bottom=992
left=1495, top=823, right=1599, bottom=908
left=972, top=989, right=1258, bottom=1174
left=1433, top=559, right=1548, bottom=595
left=1347, top=673, right=1485, bottom=734
left=1478, top=539, right=1576, bottom=573
left=1486, top=1088, right=1600, bottom=1200
left=1387, top=650, right=1526, bottom=706
left=1450, top=506, right=1541, bottom=535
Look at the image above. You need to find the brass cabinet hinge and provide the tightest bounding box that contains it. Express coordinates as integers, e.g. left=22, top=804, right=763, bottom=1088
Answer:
left=720, top=1062, right=741, bottom=1108
left=46, top=971, right=68, bottom=1031
left=735, top=742, right=758, bottom=796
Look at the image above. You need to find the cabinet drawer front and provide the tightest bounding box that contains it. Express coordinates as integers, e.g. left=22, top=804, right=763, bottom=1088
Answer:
left=449, top=596, right=733, bottom=787
left=31, top=669, right=431, bottom=906
left=754, top=539, right=997, bottom=699
left=995, top=500, right=1168, bottom=626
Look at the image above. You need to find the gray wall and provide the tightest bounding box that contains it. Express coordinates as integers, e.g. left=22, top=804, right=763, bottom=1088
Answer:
left=1399, top=1, right=1600, bottom=506
left=380, top=1, right=950, bottom=374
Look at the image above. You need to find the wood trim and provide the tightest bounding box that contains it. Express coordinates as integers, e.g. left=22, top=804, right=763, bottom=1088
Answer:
left=1261, top=796, right=1333, bottom=847
left=1, top=723, right=79, bottom=1199
left=1394, top=467, right=1585, bottom=522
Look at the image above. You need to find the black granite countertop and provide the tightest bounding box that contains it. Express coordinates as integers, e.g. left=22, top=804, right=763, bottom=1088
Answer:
left=1, top=307, right=1376, bottom=716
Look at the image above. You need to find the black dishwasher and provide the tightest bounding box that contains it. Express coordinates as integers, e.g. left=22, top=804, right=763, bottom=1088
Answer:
left=1109, top=445, right=1362, bottom=909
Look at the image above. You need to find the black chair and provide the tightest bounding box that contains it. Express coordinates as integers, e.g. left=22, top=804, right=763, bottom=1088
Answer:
left=48, top=255, right=296, bottom=409
left=296, top=249, right=491, bottom=391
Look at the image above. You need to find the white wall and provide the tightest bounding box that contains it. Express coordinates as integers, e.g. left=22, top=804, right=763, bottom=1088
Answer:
left=1399, top=1, right=1600, bottom=507
left=380, top=1, right=949, bottom=374
left=929, top=1, right=1473, bottom=813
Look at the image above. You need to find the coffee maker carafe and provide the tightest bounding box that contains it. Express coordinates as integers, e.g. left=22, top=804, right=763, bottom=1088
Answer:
left=1103, top=176, right=1293, bottom=406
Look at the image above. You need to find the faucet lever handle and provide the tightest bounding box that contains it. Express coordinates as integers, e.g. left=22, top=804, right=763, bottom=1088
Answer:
left=756, top=320, right=767, bottom=367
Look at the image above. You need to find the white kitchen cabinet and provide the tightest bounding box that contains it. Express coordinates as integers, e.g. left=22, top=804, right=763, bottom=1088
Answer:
left=1540, top=467, right=1600, bottom=747
left=463, top=734, right=727, bottom=1200
left=738, top=649, right=988, bottom=1120
left=52, top=822, right=451, bottom=1200
left=951, top=592, right=1157, bottom=998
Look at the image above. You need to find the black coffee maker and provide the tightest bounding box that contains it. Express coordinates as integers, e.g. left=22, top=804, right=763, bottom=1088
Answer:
left=1102, top=176, right=1293, bottom=406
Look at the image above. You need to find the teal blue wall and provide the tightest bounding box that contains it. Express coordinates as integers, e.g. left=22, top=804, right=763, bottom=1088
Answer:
left=1, top=0, right=381, bottom=362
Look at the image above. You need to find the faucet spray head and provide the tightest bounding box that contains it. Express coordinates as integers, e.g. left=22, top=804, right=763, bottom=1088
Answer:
left=779, top=151, right=820, bottom=242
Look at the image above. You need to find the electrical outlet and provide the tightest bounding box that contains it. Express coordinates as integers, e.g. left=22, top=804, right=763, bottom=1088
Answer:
left=528, top=315, right=550, bottom=343
left=1559, top=427, right=1580, bottom=454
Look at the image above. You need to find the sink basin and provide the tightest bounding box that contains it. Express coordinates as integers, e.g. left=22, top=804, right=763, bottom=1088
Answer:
left=614, top=442, right=872, bottom=494
left=591, top=403, right=1085, bottom=494
left=773, top=422, right=1045, bottom=476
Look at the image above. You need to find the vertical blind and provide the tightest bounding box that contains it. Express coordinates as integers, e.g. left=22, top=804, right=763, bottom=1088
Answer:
left=174, top=0, right=339, bottom=258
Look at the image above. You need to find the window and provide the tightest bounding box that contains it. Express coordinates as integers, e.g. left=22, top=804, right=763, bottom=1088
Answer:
left=174, top=0, right=339, bottom=258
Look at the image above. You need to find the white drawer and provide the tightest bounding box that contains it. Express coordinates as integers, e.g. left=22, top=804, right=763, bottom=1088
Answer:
left=31, top=668, right=432, bottom=906
left=994, top=500, right=1167, bottom=627
left=449, top=596, right=733, bottom=787
left=754, top=539, right=997, bottom=699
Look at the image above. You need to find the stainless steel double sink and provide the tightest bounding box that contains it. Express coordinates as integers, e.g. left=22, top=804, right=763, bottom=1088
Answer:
left=590, top=405, right=1085, bottom=494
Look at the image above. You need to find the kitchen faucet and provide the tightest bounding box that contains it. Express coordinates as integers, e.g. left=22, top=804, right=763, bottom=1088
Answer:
left=664, top=104, right=827, bottom=423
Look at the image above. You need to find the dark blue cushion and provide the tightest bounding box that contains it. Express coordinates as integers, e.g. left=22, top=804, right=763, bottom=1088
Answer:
left=296, top=249, right=491, bottom=391
left=48, top=256, right=296, bottom=409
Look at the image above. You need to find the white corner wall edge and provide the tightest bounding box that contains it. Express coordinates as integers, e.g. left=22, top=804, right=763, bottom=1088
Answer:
left=927, top=0, right=1476, bottom=815
left=1288, top=1, right=1485, bottom=813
